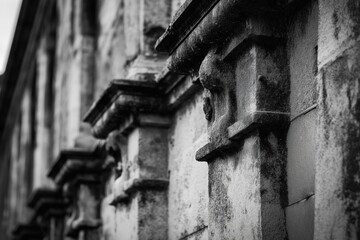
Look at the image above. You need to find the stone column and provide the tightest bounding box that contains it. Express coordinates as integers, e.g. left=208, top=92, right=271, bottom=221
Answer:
left=48, top=148, right=106, bottom=240
left=315, top=0, right=360, bottom=239
left=27, top=188, right=66, bottom=240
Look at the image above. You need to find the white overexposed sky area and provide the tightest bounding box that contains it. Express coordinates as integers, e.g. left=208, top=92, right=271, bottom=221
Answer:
left=0, top=0, right=22, bottom=74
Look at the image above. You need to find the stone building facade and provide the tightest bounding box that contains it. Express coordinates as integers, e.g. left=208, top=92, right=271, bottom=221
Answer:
left=0, top=0, right=359, bottom=239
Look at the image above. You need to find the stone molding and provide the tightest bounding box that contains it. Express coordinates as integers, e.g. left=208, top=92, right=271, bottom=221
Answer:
left=47, top=147, right=106, bottom=186
left=83, top=77, right=201, bottom=139
left=12, top=223, right=45, bottom=240
left=83, top=79, right=165, bottom=138
left=156, top=0, right=289, bottom=74
left=155, top=0, right=221, bottom=54
left=196, top=111, right=290, bottom=162
left=27, top=188, right=67, bottom=219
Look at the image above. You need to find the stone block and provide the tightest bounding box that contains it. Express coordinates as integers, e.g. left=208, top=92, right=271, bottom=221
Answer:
left=286, top=195, right=314, bottom=240
left=316, top=43, right=360, bottom=240
left=287, top=109, right=316, bottom=204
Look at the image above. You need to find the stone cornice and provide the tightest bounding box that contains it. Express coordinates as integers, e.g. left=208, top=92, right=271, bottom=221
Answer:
left=27, top=188, right=66, bottom=219
left=83, top=79, right=161, bottom=125
left=48, top=148, right=105, bottom=186
left=83, top=77, right=201, bottom=139
left=155, top=0, right=220, bottom=54
left=155, top=0, right=288, bottom=74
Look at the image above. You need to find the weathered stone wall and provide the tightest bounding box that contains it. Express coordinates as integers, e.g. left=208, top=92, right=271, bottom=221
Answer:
left=168, top=92, right=208, bottom=240
left=54, top=0, right=79, bottom=154
left=4, top=0, right=360, bottom=240
left=95, top=0, right=126, bottom=99
left=316, top=0, right=360, bottom=239
left=6, top=88, right=34, bottom=236
left=285, top=1, right=318, bottom=239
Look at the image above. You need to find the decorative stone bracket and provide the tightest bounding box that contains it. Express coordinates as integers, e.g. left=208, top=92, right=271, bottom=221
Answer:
left=47, top=147, right=107, bottom=239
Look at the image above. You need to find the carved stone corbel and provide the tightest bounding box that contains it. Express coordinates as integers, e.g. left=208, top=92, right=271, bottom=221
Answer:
left=195, top=50, right=237, bottom=161
left=47, top=145, right=107, bottom=239
left=27, top=188, right=67, bottom=240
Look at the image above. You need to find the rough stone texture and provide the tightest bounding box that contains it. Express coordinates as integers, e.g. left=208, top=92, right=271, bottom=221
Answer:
left=168, top=92, right=209, bottom=240
left=208, top=131, right=287, bottom=240
left=316, top=45, right=360, bottom=239
left=208, top=136, right=261, bottom=240
left=127, top=127, right=168, bottom=181
left=288, top=1, right=318, bottom=117
left=316, top=0, right=360, bottom=239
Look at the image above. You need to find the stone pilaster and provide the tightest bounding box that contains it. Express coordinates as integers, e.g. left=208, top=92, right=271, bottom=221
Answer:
left=84, top=79, right=170, bottom=240
left=74, top=0, right=96, bottom=117
left=315, top=0, right=360, bottom=239
left=156, top=1, right=290, bottom=239
left=27, top=188, right=67, bottom=240
left=48, top=147, right=107, bottom=240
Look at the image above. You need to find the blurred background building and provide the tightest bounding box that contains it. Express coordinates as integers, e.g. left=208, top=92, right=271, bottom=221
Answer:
left=0, top=0, right=360, bottom=239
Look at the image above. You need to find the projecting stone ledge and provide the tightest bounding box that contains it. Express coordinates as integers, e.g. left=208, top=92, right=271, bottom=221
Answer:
left=12, top=224, right=45, bottom=240
left=83, top=79, right=165, bottom=139
left=27, top=187, right=66, bottom=218
left=110, top=178, right=169, bottom=204
left=83, top=76, right=201, bottom=139
left=47, top=147, right=106, bottom=186
left=228, top=111, right=290, bottom=140
left=155, top=0, right=290, bottom=74
left=196, top=111, right=289, bottom=162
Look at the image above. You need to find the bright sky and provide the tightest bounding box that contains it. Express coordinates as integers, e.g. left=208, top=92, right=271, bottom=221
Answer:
left=0, top=0, right=22, bottom=74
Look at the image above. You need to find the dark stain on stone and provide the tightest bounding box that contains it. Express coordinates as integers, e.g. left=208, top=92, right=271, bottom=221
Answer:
left=332, top=11, right=340, bottom=39
left=347, top=0, right=360, bottom=39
